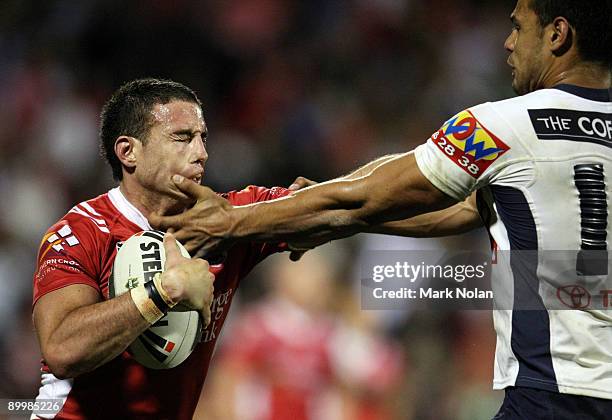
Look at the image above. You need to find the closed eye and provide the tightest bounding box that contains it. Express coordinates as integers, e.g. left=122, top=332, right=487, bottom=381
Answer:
left=510, top=16, right=520, bottom=31
left=171, top=129, right=207, bottom=145
left=171, top=130, right=195, bottom=142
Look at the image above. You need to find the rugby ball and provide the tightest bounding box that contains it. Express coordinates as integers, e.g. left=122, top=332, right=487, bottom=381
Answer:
left=109, top=230, right=202, bottom=369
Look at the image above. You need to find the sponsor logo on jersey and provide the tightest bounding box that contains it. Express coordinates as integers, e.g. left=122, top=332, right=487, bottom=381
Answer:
left=557, top=285, right=591, bottom=309
left=36, top=230, right=83, bottom=283
left=430, top=110, right=510, bottom=178
left=528, top=109, right=612, bottom=148
left=201, top=287, right=234, bottom=343
left=35, top=257, right=83, bottom=283
left=41, top=224, right=80, bottom=257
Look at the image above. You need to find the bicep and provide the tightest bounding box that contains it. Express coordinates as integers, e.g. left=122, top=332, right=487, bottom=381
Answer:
left=33, top=284, right=101, bottom=353
left=352, top=152, right=458, bottom=225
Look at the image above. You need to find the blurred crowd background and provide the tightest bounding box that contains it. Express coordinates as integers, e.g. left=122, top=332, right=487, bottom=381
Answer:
left=0, top=0, right=518, bottom=418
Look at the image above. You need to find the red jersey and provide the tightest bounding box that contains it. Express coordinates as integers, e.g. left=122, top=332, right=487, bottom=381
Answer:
left=220, top=300, right=336, bottom=420
left=32, top=185, right=289, bottom=420
left=218, top=299, right=404, bottom=420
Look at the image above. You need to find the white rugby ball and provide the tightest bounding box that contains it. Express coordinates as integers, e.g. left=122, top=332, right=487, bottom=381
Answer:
left=109, top=230, right=202, bottom=369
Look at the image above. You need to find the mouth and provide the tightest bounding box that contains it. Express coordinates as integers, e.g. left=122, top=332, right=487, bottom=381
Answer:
left=182, top=169, right=203, bottom=184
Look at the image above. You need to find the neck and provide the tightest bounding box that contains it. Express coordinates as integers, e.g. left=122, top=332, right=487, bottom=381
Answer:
left=544, top=59, right=611, bottom=90
left=119, top=180, right=187, bottom=220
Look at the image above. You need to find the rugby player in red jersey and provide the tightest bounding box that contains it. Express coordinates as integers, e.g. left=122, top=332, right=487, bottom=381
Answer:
left=32, top=78, right=291, bottom=419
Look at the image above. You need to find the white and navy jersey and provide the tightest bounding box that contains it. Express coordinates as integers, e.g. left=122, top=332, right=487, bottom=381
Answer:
left=414, top=85, right=612, bottom=399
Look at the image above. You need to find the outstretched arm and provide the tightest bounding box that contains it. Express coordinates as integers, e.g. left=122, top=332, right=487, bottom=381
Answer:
left=284, top=175, right=480, bottom=260
left=151, top=153, right=461, bottom=258
left=232, top=152, right=456, bottom=240
left=288, top=174, right=481, bottom=239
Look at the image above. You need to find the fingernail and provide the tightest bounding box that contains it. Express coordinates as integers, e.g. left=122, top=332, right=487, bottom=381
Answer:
left=173, top=174, right=184, bottom=183
left=288, top=183, right=299, bottom=190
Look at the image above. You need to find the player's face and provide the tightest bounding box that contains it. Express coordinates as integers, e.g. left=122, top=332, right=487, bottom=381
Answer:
left=135, top=100, right=208, bottom=200
left=504, top=0, right=548, bottom=95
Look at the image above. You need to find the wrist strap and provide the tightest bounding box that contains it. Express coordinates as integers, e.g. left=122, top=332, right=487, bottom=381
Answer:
left=153, top=272, right=178, bottom=308
left=130, top=283, right=165, bottom=325
left=144, top=280, right=169, bottom=314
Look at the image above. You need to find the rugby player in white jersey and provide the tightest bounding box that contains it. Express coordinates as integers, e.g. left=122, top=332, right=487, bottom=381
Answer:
left=152, top=0, right=612, bottom=418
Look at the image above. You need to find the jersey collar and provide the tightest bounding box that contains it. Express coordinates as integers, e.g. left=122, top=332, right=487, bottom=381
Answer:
left=553, top=84, right=611, bottom=102
left=108, top=187, right=152, bottom=231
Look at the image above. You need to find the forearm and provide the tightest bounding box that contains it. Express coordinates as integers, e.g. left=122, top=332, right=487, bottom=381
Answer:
left=43, top=292, right=149, bottom=378
left=230, top=153, right=456, bottom=243
left=367, top=197, right=482, bottom=237
left=233, top=181, right=364, bottom=244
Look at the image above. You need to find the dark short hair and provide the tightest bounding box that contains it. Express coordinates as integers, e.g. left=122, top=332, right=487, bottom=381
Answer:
left=100, top=78, right=202, bottom=181
left=529, top=0, right=611, bottom=66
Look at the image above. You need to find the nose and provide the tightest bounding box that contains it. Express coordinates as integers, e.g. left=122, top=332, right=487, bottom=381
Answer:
left=192, top=134, right=208, bottom=164
left=504, top=30, right=516, bottom=52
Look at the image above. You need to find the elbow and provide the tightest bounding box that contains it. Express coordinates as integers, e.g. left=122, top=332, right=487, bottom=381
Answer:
left=43, top=346, right=87, bottom=379
left=45, top=362, right=74, bottom=380
left=47, top=366, right=72, bottom=380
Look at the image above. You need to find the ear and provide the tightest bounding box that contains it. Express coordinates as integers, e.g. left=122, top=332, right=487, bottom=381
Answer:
left=114, top=136, right=140, bottom=174
left=549, top=16, right=573, bottom=56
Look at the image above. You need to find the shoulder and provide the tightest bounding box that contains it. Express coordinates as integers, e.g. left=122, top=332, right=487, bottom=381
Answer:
left=220, top=185, right=291, bottom=206
left=38, top=193, right=115, bottom=257
left=490, top=88, right=566, bottom=106
left=473, top=89, right=569, bottom=120
left=467, top=89, right=582, bottom=145
left=34, top=195, right=115, bottom=305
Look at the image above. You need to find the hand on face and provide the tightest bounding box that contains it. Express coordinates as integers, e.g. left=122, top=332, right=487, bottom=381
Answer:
left=133, top=101, right=208, bottom=206
left=149, top=175, right=235, bottom=260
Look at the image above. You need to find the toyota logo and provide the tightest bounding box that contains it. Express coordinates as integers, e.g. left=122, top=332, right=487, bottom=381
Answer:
left=557, top=285, right=591, bottom=309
